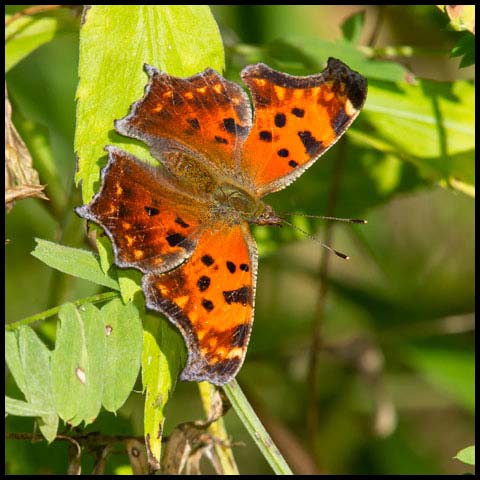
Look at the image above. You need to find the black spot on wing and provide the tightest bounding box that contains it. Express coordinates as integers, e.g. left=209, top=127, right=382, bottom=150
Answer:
left=202, top=299, right=214, bottom=312
left=259, top=131, right=272, bottom=142
left=223, top=117, right=236, bottom=134
left=223, top=286, right=251, bottom=306
left=201, top=254, right=214, bottom=266
left=197, top=275, right=211, bottom=292
left=187, top=118, right=200, bottom=130
left=166, top=233, right=186, bottom=247
left=291, top=107, right=305, bottom=118
left=223, top=117, right=249, bottom=136
left=226, top=261, right=236, bottom=274
left=175, top=217, right=190, bottom=228
left=214, top=135, right=228, bottom=144
left=298, top=130, right=323, bottom=156
left=274, top=113, right=286, bottom=127
left=145, top=206, right=160, bottom=216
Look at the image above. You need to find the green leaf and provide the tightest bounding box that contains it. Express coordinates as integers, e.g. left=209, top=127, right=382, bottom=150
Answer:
left=75, top=5, right=225, bottom=202
left=450, top=32, right=475, bottom=68
left=95, top=234, right=115, bottom=276
left=268, top=36, right=408, bottom=83
left=5, top=8, right=79, bottom=72
left=118, top=270, right=143, bottom=305
left=16, top=327, right=58, bottom=442
left=403, top=346, right=474, bottom=412
left=341, top=11, right=365, bottom=44
left=101, top=298, right=144, bottom=412
left=142, top=315, right=186, bottom=467
left=51, top=303, right=105, bottom=426
left=454, top=446, right=475, bottom=466
left=5, top=330, right=28, bottom=396
left=5, top=396, right=52, bottom=417
left=31, top=238, right=119, bottom=290
left=364, top=79, right=475, bottom=193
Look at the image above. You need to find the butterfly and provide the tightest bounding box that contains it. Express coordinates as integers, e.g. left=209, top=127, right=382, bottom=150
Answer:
left=76, top=58, right=367, bottom=386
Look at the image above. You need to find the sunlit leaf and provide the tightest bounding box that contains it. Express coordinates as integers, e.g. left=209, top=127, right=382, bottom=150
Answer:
left=5, top=8, right=79, bottom=72
left=51, top=303, right=105, bottom=426
left=75, top=5, right=225, bottom=202
left=31, top=239, right=119, bottom=290
left=142, top=315, right=186, bottom=469
left=454, top=446, right=475, bottom=466
left=101, top=298, right=144, bottom=412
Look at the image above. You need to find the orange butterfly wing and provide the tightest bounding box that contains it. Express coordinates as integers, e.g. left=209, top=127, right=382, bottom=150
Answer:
left=76, top=147, right=211, bottom=274
left=240, top=58, right=367, bottom=195
left=143, top=223, right=257, bottom=385
left=115, top=65, right=252, bottom=178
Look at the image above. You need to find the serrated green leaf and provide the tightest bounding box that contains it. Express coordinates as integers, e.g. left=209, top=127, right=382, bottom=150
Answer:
left=52, top=303, right=105, bottom=425
left=5, top=8, right=79, bottom=72
left=5, top=330, right=59, bottom=441
left=141, top=323, right=165, bottom=468
left=17, top=327, right=59, bottom=442
left=118, top=270, right=143, bottom=305
left=75, top=5, right=225, bottom=202
left=5, top=396, right=52, bottom=417
left=454, top=446, right=475, bottom=466
left=341, top=11, right=365, bottom=44
left=51, top=303, right=86, bottom=424
left=31, top=238, right=119, bottom=290
left=450, top=32, right=475, bottom=68
left=5, top=330, right=28, bottom=396
left=101, top=298, right=143, bottom=412
left=95, top=234, right=115, bottom=275
left=142, top=315, right=186, bottom=467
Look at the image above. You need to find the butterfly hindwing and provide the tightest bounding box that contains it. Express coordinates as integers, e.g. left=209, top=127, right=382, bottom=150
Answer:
left=142, top=223, right=257, bottom=385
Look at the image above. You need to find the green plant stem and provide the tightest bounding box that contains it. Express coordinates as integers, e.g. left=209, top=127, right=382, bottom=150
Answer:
left=198, top=382, right=239, bottom=474
left=5, top=291, right=118, bottom=331
left=223, top=379, right=293, bottom=475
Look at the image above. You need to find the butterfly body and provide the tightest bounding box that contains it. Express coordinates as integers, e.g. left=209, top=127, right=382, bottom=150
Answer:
left=77, top=58, right=367, bottom=385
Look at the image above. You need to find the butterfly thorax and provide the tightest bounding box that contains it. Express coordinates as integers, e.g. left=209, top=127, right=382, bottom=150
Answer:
left=213, top=183, right=282, bottom=227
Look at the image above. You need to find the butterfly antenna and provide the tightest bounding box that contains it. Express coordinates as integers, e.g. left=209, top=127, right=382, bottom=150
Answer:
left=279, top=217, right=350, bottom=260
left=279, top=212, right=367, bottom=224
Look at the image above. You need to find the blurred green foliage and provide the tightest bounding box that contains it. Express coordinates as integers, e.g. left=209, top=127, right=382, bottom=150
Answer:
left=5, top=5, right=474, bottom=475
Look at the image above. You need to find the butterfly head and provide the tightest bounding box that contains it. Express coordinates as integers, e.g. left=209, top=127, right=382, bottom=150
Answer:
left=213, top=182, right=282, bottom=227
left=252, top=203, right=283, bottom=227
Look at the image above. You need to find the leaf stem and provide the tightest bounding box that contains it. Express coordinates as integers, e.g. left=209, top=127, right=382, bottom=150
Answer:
left=5, top=291, right=118, bottom=331
left=223, top=379, right=293, bottom=475
left=198, top=382, right=239, bottom=474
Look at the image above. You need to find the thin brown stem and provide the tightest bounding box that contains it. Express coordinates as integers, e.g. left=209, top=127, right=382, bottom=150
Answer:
left=306, top=139, right=348, bottom=464
left=5, top=5, right=62, bottom=27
